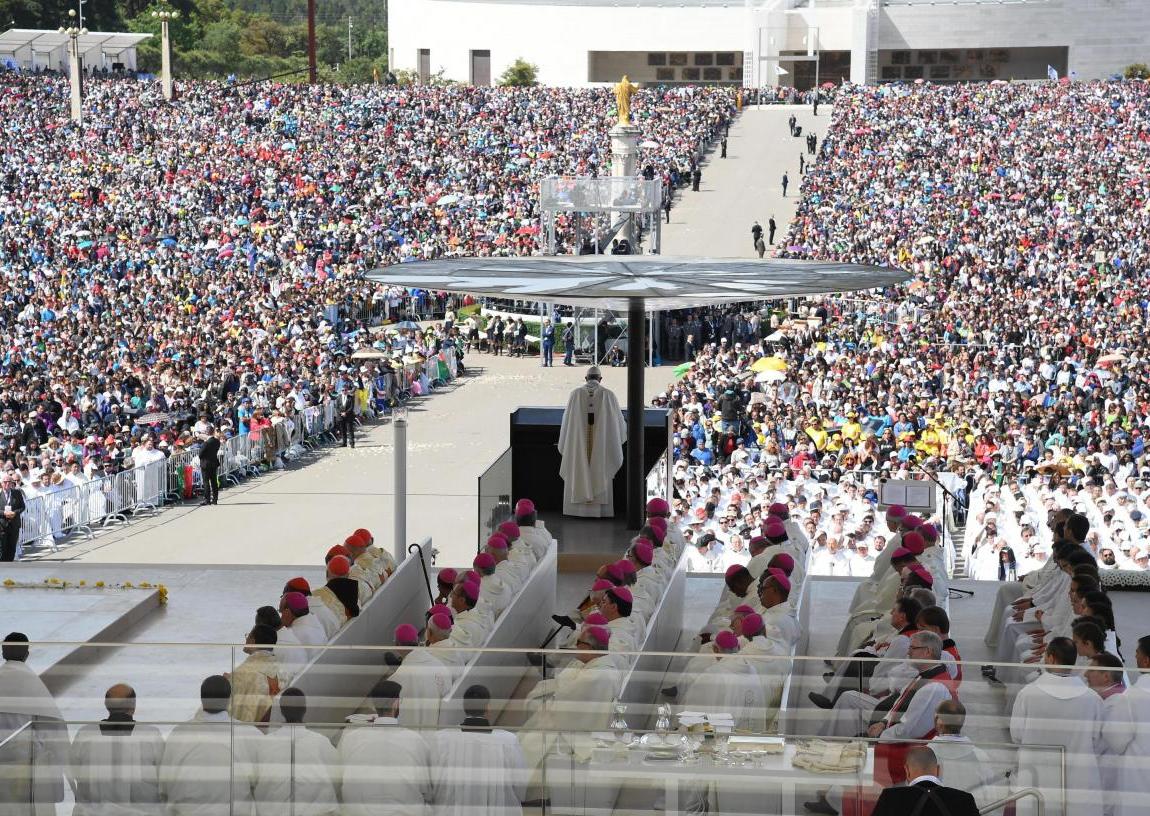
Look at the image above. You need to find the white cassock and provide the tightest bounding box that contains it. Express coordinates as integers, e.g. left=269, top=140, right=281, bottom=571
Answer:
left=682, top=653, right=768, bottom=733
left=431, top=727, right=526, bottom=816
left=477, top=574, right=514, bottom=618
left=520, top=525, right=553, bottom=562
left=445, top=606, right=494, bottom=659
left=392, top=649, right=454, bottom=730
left=758, top=604, right=799, bottom=648
left=69, top=721, right=165, bottom=816
left=1103, top=673, right=1150, bottom=816
left=160, top=710, right=262, bottom=816
left=1010, top=671, right=1104, bottom=816
left=1098, top=690, right=1127, bottom=816
left=519, top=656, right=620, bottom=773
left=557, top=380, right=625, bottom=518
left=253, top=725, right=339, bottom=816
left=495, top=556, right=530, bottom=591
left=290, top=614, right=330, bottom=648
left=848, top=531, right=902, bottom=613
left=0, top=659, right=67, bottom=815
left=274, top=626, right=309, bottom=684
left=930, top=735, right=1007, bottom=811
left=606, top=617, right=641, bottom=656
left=338, top=718, right=431, bottom=816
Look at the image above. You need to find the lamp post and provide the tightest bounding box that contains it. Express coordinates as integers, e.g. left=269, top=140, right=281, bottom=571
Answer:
left=151, top=8, right=178, bottom=101
left=58, top=10, right=86, bottom=124
left=392, top=404, right=408, bottom=566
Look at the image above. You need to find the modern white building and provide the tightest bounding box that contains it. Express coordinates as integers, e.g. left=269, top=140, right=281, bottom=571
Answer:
left=0, top=28, right=151, bottom=73
left=388, top=0, right=1149, bottom=88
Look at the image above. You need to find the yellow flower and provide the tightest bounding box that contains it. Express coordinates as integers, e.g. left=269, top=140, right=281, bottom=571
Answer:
left=138, top=582, right=152, bottom=589
left=2, top=579, right=13, bottom=587
left=95, top=581, right=105, bottom=588
left=78, top=580, right=86, bottom=587
left=122, top=582, right=133, bottom=588
left=157, top=585, right=169, bottom=605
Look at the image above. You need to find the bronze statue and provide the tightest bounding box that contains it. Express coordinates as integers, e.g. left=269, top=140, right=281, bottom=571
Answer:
left=614, top=75, right=639, bottom=126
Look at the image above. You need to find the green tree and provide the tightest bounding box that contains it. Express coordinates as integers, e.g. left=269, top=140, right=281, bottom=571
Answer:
left=498, top=57, right=538, bottom=87
left=1124, top=63, right=1150, bottom=79
left=199, top=18, right=242, bottom=63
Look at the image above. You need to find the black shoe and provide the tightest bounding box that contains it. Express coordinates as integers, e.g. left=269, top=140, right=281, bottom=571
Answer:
left=551, top=614, right=577, bottom=630
left=803, top=797, right=837, bottom=815
left=660, top=686, right=678, bottom=698
left=808, top=692, right=833, bottom=709
left=200, top=500, right=212, bottom=506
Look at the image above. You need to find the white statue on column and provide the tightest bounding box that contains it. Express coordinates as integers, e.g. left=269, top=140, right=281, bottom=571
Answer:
left=558, top=366, right=625, bottom=518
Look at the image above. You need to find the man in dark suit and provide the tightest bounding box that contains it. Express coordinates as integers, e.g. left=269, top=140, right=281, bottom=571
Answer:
left=198, top=425, right=222, bottom=506
left=0, top=470, right=26, bottom=561
left=872, top=746, right=980, bottom=816
left=338, top=388, right=357, bottom=448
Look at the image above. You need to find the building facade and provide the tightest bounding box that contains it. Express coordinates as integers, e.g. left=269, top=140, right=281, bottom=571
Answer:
left=388, top=0, right=1149, bottom=88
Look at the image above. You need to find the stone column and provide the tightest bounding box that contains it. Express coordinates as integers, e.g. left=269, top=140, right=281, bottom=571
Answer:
left=609, top=123, right=640, bottom=248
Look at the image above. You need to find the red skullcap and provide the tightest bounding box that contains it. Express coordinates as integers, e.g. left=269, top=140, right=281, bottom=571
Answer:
left=344, top=535, right=365, bottom=550
left=327, top=555, right=351, bottom=577
left=354, top=528, right=373, bottom=542
left=325, top=544, right=351, bottom=562
left=285, top=577, right=311, bottom=594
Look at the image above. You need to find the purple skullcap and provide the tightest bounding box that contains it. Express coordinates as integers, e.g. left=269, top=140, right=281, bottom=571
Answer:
left=497, top=521, right=521, bottom=541
left=394, top=623, right=420, bottom=645
left=647, top=516, right=668, bottom=533
left=714, top=630, right=740, bottom=651
left=461, top=582, right=480, bottom=602
left=607, top=585, right=633, bottom=605
left=749, top=535, right=768, bottom=550
left=281, top=592, right=309, bottom=615
left=733, top=604, right=757, bottom=616
left=890, top=546, right=914, bottom=561
left=901, top=532, right=925, bottom=555
left=583, top=625, right=611, bottom=648
left=474, top=552, right=496, bottom=571
left=591, top=578, right=614, bottom=592
left=740, top=613, right=765, bottom=637
left=646, top=497, right=671, bottom=516
left=514, top=498, right=536, bottom=516
left=903, top=515, right=923, bottom=530
left=768, top=502, right=789, bottom=518
left=726, top=564, right=748, bottom=579
left=886, top=504, right=907, bottom=518
left=764, top=521, right=787, bottom=542
left=633, top=542, right=654, bottom=566
left=429, top=612, right=454, bottom=632
left=768, top=552, right=795, bottom=575
left=437, top=568, right=458, bottom=585
left=584, top=612, right=608, bottom=626
left=615, top=559, right=637, bottom=576
left=767, top=567, right=791, bottom=594
left=463, top=570, right=481, bottom=585
left=486, top=533, right=509, bottom=550
left=909, top=564, right=934, bottom=587
left=428, top=604, right=453, bottom=620
left=920, top=523, right=939, bottom=543
left=605, top=562, right=626, bottom=583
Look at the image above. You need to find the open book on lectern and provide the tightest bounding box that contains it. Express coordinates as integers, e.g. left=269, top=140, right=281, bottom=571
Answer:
left=878, top=479, right=936, bottom=514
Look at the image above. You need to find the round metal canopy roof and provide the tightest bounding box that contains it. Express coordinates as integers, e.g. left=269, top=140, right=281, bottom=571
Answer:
left=366, top=256, right=908, bottom=311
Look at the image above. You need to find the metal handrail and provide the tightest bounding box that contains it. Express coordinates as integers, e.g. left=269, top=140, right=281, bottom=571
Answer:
left=0, top=719, right=32, bottom=752
left=980, top=787, right=1045, bottom=816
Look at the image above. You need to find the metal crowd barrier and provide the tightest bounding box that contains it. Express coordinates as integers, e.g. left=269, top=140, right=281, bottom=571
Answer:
left=16, top=399, right=340, bottom=556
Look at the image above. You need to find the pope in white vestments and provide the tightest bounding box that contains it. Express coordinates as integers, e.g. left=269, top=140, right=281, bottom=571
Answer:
left=557, top=367, right=625, bottom=518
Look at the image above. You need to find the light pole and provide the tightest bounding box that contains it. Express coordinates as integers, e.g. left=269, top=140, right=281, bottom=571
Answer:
left=58, top=9, right=86, bottom=124
left=151, top=8, right=178, bottom=101
left=392, top=404, right=408, bottom=566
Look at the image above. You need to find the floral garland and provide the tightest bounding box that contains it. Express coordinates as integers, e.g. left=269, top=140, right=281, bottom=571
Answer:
left=1, top=577, right=169, bottom=605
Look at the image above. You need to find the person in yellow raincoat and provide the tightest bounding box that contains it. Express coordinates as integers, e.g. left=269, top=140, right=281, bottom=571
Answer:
left=841, top=411, right=863, bottom=445
left=804, top=416, right=828, bottom=452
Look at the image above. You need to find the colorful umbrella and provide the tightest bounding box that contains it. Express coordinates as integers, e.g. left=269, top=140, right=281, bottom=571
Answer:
left=750, top=356, right=787, bottom=373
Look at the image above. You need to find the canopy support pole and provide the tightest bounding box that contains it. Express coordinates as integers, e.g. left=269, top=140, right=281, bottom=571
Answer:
left=626, top=297, right=646, bottom=530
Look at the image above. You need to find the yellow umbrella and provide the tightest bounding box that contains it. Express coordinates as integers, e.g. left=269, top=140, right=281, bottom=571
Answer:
left=750, top=356, right=788, bottom=373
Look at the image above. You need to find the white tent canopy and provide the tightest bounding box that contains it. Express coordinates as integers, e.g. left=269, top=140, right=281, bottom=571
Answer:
left=0, top=28, right=151, bottom=72
left=366, top=256, right=908, bottom=311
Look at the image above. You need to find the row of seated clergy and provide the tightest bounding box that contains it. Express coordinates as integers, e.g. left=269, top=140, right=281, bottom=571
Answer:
left=80, top=675, right=527, bottom=816
left=517, top=497, right=685, bottom=787
left=389, top=499, right=554, bottom=730
left=316, top=528, right=398, bottom=634
left=676, top=566, right=799, bottom=731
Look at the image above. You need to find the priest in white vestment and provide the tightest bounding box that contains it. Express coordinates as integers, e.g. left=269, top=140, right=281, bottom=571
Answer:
left=557, top=367, right=625, bottom=518
left=69, top=684, right=164, bottom=816
left=280, top=592, right=328, bottom=648
left=1010, top=638, right=1104, bottom=816
left=338, top=680, right=432, bottom=816
left=682, top=631, right=768, bottom=733
left=160, top=675, right=262, bottom=816
left=0, top=633, right=66, bottom=816
left=513, top=500, right=553, bottom=561
left=1102, top=635, right=1150, bottom=816
left=519, top=625, right=621, bottom=783
left=431, top=684, right=526, bottom=816
left=393, top=616, right=456, bottom=730
left=253, top=690, right=339, bottom=816
left=930, top=699, right=1007, bottom=811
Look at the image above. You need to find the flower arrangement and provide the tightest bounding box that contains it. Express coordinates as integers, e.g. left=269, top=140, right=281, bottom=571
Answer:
left=0, top=578, right=169, bottom=605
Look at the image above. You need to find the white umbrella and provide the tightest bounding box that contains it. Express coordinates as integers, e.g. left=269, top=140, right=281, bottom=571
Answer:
left=437, top=194, right=461, bottom=206
left=764, top=330, right=785, bottom=342
left=640, top=140, right=660, bottom=149
left=755, top=370, right=786, bottom=383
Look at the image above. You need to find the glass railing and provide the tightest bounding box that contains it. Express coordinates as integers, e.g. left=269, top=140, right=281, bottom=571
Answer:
left=1, top=640, right=1126, bottom=815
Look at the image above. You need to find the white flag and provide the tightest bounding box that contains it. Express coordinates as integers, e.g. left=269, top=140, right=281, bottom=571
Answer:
left=1047, top=65, right=1058, bottom=81
left=775, top=65, right=789, bottom=76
